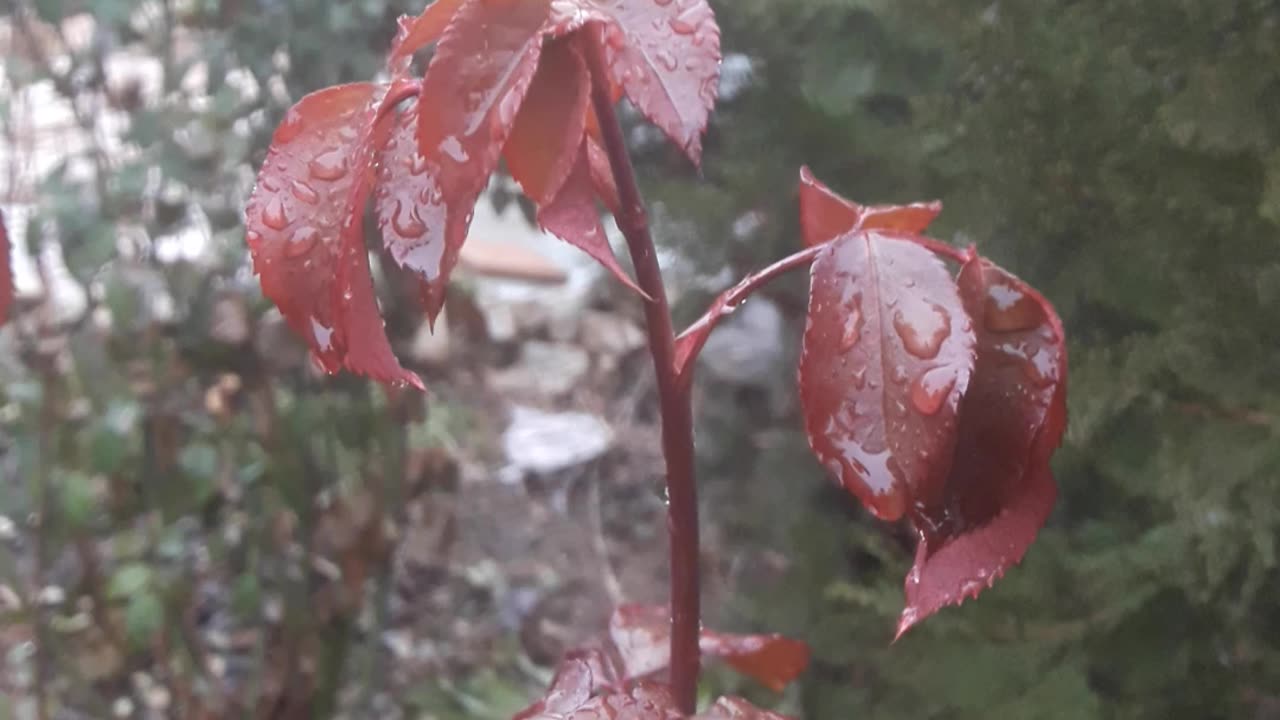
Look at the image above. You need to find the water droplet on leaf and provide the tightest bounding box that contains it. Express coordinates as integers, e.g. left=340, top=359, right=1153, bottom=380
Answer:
left=911, top=366, right=958, bottom=416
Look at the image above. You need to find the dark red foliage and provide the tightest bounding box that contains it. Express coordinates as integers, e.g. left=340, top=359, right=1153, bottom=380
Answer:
left=607, top=604, right=809, bottom=693
left=247, top=0, right=721, bottom=371
left=897, top=256, right=1066, bottom=638
left=796, top=170, right=1067, bottom=636
left=0, top=209, right=10, bottom=325
left=513, top=605, right=805, bottom=720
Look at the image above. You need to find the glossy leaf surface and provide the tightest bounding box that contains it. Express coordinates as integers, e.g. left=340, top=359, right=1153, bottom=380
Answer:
left=608, top=604, right=809, bottom=692
left=0, top=209, right=10, bottom=325
left=548, top=0, right=722, bottom=165
left=245, top=82, right=422, bottom=388
left=407, top=0, right=549, bottom=319
left=799, top=229, right=975, bottom=521
left=799, top=166, right=942, bottom=247
left=896, top=256, right=1066, bottom=637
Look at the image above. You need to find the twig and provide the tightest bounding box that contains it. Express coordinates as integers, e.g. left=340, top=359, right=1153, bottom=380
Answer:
left=583, top=27, right=701, bottom=714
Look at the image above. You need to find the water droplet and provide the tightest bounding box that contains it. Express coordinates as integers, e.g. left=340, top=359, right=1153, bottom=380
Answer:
left=261, top=197, right=290, bottom=231
left=669, top=15, right=697, bottom=35
left=1024, top=347, right=1058, bottom=388
left=290, top=179, right=319, bottom=205
left=391, top=201, right=427, bottom=238
left=407, top=152, right=430, bottom=175
left=893, top=302, right=951, bottom=359
left=911, top=366, right=958, bottom=416
left=851, top=366, right=867, bottom=389
left=438, top=135, right=470, bottom=164
left=984, top=282, right=1042, bottom=332
left=286, top=226, right=319, bottom=257
left=655, top=50, right=679, bottom=72
left=891, top=365, right=908, bottom=383
left=308, top=148, right=348, bottom=180
left=839, top=302, right=862, bottom=351
left=654, top=0, right=673, bottom=6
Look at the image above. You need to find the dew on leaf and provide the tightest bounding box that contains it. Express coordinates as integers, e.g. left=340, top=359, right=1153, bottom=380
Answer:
left=286, top=226, right=320, bottom=257
left=290, top=180, right=320, bottom=205
left=893, top=302, right=951, bottom=359
left=911, top=365, right=958, bottom=416
left=983, top=281, right=1041, bottom=332
left=391, top=201, right=428, bottom=238
left=261, top=197, right=290, bottom=231
left=308, top=148, right=349, bottom=180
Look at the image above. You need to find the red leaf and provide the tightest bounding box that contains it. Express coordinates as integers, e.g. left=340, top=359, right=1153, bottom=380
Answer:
left=608, top=604, right=809, bottom=692
left=374, top=98, right=448, bottom=311
left=245, top=82, right=422, bottom=388
left=549, top=0, right=721, bottom=165
left=799, top=230, right=976, bottom=521
left=407, top=0, right=549, bottom=320
left=538, top=142, right=647, bottom=298
left=505, top=37, right=590, bottom=206
left=0, top=209, right=11, bottom=325
left=386, top=0, right=465, bottom=76
left=896, top=256, right=1066, bottom=637
left=798, top=166, right=942, bottom=247
left=514, top=655, right=683, bottom=720
left=586, top=135, right=621, bottom=214
left=694, top=697, right=797, bottom=720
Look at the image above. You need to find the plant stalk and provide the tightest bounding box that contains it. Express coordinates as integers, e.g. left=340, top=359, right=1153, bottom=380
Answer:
left=584, top=28, right=701, bottom=714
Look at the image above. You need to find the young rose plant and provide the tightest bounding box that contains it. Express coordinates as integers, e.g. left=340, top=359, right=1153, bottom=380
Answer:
left=244, top=0, right=1068, bottom=715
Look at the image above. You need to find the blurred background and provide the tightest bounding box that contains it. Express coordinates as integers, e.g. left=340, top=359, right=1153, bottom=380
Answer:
left=1, top=0, right=1279, bottom=718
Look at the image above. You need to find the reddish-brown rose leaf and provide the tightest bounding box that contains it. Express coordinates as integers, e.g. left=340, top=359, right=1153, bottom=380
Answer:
left=505, top=37, right=590, bottom=206
left=608, top=604, right=809, bottom=693
left=386, top=0, right=465, bottom=76
left=0, top=209, right=11, bottom=325
left=799, top=230, right=976, bottom=521
left=406, top=0, right=549, bottom=320
left=538, top=142, right=647, bottom=297
left=374, top=98, right=447, bottom=312
left=694, top=697, right=797, bottom=720
left=514, top=654, right=682, bottom=720
left=798, top=166, right=942, bottom=247
left=548, top=0, right=721, bottom=165
left=245, top=82, right=421, bottom=388
left=896, top=256, right=1066, bottom=638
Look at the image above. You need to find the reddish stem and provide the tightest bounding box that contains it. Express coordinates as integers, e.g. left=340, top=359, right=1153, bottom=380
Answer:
left=583, top=28, right=701, bottom=713
left=674, top=244, right=825, bottom=384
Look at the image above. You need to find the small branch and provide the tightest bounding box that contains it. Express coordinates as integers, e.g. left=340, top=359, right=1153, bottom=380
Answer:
left=583, top=27, right=701, bottom=714
left=673, top=244, right=825, bottom=383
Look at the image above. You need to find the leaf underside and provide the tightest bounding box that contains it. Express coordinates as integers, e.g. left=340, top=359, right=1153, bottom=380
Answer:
left=796, top=169, right=1068, bottom=637
left=896, top=257, right=1067, bottom=638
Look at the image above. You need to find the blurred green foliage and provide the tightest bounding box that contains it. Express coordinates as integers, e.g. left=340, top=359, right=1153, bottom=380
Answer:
left=683, top=1, right=1280, bottom=718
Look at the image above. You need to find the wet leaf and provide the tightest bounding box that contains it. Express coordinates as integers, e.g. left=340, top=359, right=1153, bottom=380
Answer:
left=245, top=82, right=422, bottom=388
left=608, top=604, right=809, bottom=692
left=538, top=142, right=647, bottom=297
left=896, top=256, right=1066, bottom=638
left=799, top=229, right=975, bottom=522
left=548, top=0, right=722, bottom=165
left=409, top=0, right=549, bottom=320
left=799, top=166, right=942, bottom=248
left=505, top=37, right=591, bottom=206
